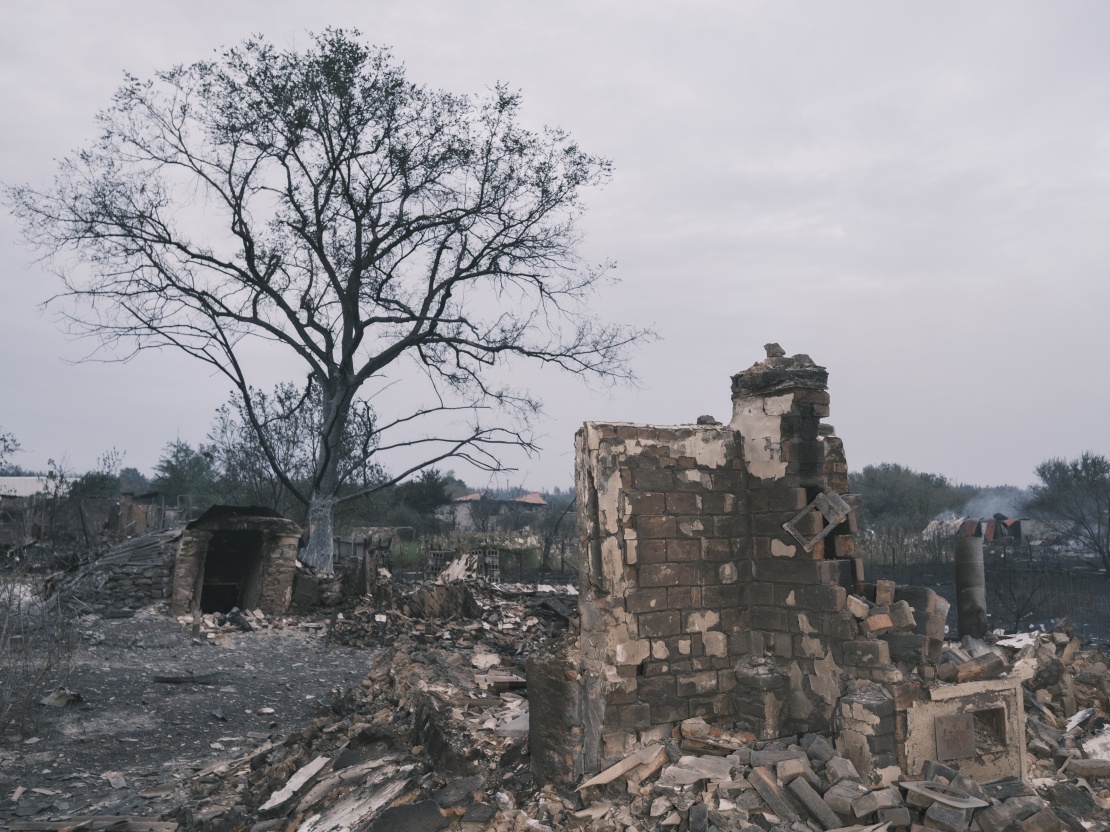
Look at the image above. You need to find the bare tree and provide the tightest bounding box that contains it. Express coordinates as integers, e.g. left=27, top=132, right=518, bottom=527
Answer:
left=1024, top=453, right=1110, bottom=576
left=6, top=31, right=646, bottom=570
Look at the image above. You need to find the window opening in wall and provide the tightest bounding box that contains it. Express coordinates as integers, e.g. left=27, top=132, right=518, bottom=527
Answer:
left=200, top=529, right=265, bottom=613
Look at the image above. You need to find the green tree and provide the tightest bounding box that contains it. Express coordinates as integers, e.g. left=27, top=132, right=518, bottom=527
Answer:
left=151, top=440, right=219, bottom=509
left=69, top=449, right=123, bottom=499
left=7, top=30, right=646, bottom=570
left=1024, top=452, right=1110, bottom=574
left=119, top=467, right=150, bottom=495
left=851, top=463, right=973, bottom=532
left=394, top=469, right=451, bottom=516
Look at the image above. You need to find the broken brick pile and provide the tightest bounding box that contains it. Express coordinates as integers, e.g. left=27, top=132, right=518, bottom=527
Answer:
left=52, top=529, right=180, bottom=614
left=528, top=347, right=1007, bottom=790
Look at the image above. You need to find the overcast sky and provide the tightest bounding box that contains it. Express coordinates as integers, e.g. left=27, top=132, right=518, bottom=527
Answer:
left=2, top=2, right=1109, bottom=491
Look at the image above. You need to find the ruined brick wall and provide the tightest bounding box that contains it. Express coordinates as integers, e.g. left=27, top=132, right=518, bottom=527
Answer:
left=531, top=348, right=918, bottom=785
left=529, top=347, right=1027, bottom=789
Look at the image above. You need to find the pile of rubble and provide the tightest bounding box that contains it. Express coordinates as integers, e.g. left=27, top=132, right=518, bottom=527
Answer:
left=328, top=578, right=576, bottom=657
left=15, top=568, right=1110, bottom=832
left=104, top=617, right=1105, bottom=832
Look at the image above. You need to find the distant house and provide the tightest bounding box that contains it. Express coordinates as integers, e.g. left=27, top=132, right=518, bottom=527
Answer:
left=0, top=476, right=63, bottom=500
left=437, top=491, right=548, bottom=531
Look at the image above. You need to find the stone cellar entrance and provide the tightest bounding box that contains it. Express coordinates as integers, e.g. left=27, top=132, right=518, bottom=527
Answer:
left=199, top=528, right=266, bottom=613
left=170, top=506, right=303, bottom=617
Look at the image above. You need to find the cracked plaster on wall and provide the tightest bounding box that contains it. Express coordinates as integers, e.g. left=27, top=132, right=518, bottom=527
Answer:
left=728, top=392, right=794, bottom=480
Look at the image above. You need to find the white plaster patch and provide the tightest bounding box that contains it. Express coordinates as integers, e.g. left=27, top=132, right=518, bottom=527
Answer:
left=612, top=637, right=650, bottom=666
left=796, top=612, right=818, bottom=635
left=677, top=469, right=712, bottom=488
left=728, top=392, right=793, bottom=480
left=771, top=539, right=796, bottom=558
left=685, top=611, right=720, bottom=633
left=800, top=636, right=824, bottom=658
left=671, top=433, right=731, bottom=468
left=601, top=536, right=623, bottom=590
left=678, top=638, right=692, bottom=656
left=719, top=562, right=739, bottom=584
left=704, top=631, right=728, bottom=657
left=678, top=519, right=704, bottom=536
left=652, top=640, right=670, bottom=660
left=811, top=651, right=843, bottom=707
left=784, top=590, right=796, bottom=607
left=625, top=538, right=638, bottom=565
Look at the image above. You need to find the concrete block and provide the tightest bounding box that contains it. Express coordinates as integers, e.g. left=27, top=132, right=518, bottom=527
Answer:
left=822, top=780, right=870, bottom=816
left=747, top=765, right=801, bottom=822
left=923, top=802, right=969, bottom=832
left=852, top=787, right=903, bottom=818
left=875, top=579, right=895, bottom=606
left=825, top=755, right=861, bottom=785
left=847, top=594, right=870, bottom=619
left=787, top=776, right=842, bottom=830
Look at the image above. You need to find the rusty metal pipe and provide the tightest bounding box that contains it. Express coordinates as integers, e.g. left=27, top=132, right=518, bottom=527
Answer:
left=955, top=534, right=988, bottom=639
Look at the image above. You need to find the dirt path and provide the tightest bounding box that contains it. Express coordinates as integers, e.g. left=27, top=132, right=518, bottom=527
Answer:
left=0, top=606, right=375, bottom=827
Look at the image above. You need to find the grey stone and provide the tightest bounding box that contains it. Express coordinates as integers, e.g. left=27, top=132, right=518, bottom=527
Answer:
left=923, top=801, right=969, bottom=832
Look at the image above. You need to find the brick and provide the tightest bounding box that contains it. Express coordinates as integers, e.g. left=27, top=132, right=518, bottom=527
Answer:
left=625, top=588, right=668, bottom=614
left=889, top=600, right=917, bottom=631
left=632, top=468, right=676, bottom=491
left=667, top=585, right=700, bottom=609
left=804, top=734, right=837, bottom=763
left=846, top=594, right=870, bottom=619
left=1068, top=758, right=1110, bottom=779
left=822, top=781, right=870, bottom=816
left=842, top=639, right=890, bottom=667
left=619, top=702, right=652, bottom=730
left=808, top=584, right=847, bottom=611
left=817, top=558, right=853, bottom=585
left=649, top=699, right=689, bottom=723
left=638, top=610, right=681, bottom=638
left=825, top=755, right=861, bottom=785
left=776, top=757, right=809, bottom=784
left=894, top=585, right=938, bottom=614
left=713, top=514, right=746, bottom=538
left=861, top=613, right=895, bottom=636
left=747, top=766, right=801, bottom=822
left=832, top=535, right=856, bottom=558
left=702, top=585, right=740, bottom=607
left=636, top=539, right=667, bottom=564
left=666, top=538, right=700, bottom=561
left=1016, top=808, right=1062, bottom=832
left=676, top=670, right=718, bottom=697
left=637, top=515, right=676, bottom=538
left=878, top=806, right=913, bottom=828
left=787, top=776, right=841, bottom=830
left=769, top=487, right=809, bottom=512
left=923, top=802, right=969, bottom=832
left=976, top=805, right=1020, bottom=832
left=823, top=611, right=859, bottom=640
left=701, top=493, right=737, bottom=514
left=751, top=606, right=789, bottom=632
left=627, top=491, right=666, bottom=515
left=884, top=633, right=928, bottom=663
left=875, top=579, right=895, bottom=606
left=703, top=538, right=734, bottom=561
left=665, top=492, right=698, bottom=514
left=853, top=787, right=902, bottom=818
left=639, top=562, right=698, bottom=587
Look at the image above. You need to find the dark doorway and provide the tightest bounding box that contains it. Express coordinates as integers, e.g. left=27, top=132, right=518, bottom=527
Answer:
left=200, top=529, right=265, bottom=613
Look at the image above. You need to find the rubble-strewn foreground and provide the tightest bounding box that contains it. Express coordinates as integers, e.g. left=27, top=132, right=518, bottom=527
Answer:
left=10, top=345, right=1110, bottom=831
